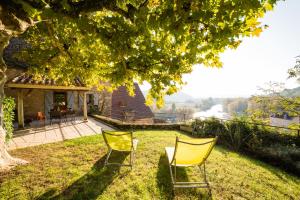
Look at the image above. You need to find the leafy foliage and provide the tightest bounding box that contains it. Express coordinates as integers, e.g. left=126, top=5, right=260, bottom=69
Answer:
left=192, top=117, right=227, bottom=137
left=223, top=98, right=248, bottom=115
left=14, top=0, right=279, bottom=107
left=288, top=55, right=300, bottom=82
left=247, top=82, right=300, bottom=125
left=192, top=117, right=262, bottom=151
left=2, top=97, right=15, bottom=142
left=191, top=117, right=300, bottom=175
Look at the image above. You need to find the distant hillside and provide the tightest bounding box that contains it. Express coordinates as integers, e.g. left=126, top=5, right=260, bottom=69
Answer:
left=142, top=90, right=194, bottom=102
left=281, top=86, right=300, bottom=97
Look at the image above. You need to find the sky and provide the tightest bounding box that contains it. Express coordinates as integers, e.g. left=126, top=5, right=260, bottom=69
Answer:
left=141, top=0, right=300, bottom=98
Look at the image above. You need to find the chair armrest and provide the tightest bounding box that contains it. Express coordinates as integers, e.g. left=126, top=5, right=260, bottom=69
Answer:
left=132, top=139, right=138, bottom=151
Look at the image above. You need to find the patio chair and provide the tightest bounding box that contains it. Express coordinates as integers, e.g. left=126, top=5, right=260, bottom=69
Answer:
left=37, top=112, right=46, bottom=121
left=37, top=112, right=46, bottom=126
left=165, top=136, right=218, bottom=191
left=102, top=131, right=138, bottom=168
left=66, top=109, right=76, bottom=122
left=49, top=110, right=61, bottom=125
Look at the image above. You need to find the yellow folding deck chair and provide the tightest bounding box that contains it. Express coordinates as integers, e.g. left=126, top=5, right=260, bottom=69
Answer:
left=165, top=136, right=218, bottom=190
left=102, top=130, right=138, bottom=168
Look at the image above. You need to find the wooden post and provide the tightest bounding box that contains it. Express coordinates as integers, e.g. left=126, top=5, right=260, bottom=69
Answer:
left=17, top=90, right=24, bottom=128
left=83, top=92, right=88, bottom=121
left=73, top=91, right=78, bottom=113
left=298, top=116, right=300, bottom=138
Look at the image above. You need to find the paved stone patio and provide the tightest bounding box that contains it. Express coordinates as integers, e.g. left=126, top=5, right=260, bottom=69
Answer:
left=8, top=117, right=114, bottom=150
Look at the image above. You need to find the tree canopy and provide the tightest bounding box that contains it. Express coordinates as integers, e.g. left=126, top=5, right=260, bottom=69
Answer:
left=2, top=0, right=279, bottom=107
left=288, top=56, right=300, bottom=83
left=247, top=82, right=300, bottom=128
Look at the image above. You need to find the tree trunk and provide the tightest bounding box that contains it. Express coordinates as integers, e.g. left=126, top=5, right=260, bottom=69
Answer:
left=0, top=35, right=28, bottom=170
left=0, top=3, right=35, bottom=170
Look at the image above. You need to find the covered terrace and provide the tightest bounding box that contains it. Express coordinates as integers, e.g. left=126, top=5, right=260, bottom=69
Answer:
left=5, top=73, right=90, bottom=129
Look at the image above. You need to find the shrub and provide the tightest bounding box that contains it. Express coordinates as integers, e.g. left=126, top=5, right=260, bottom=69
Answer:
left=192, top=117, right=261, bottom=151
left=191, top=116, right=300, bottom=175
left=192, top=117, right=227, bottom=138
left=224, top=119, right=262, bottom=151
left=3, top=97, right=16, bottom=142
left=256, top=144, right=300, bottom=175
left=254, top=126, right=300, bottom=147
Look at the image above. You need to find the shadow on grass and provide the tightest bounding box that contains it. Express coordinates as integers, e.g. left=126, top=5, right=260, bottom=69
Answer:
left=215, top=143, right=299, bottom=181
left=237, top=150, right=300, bottom=182
left=156, top=154, right=212, bottom=200
left=156, top=154, right=176, bottom=199
left=35, top=151, right=130, bottom=200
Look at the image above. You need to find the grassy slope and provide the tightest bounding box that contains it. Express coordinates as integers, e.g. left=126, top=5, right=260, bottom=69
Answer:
left=0, top=130, right=299, bottom=200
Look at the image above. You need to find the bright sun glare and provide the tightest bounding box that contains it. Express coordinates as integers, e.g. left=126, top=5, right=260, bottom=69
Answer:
left=141, top=0, right=300, bottom=98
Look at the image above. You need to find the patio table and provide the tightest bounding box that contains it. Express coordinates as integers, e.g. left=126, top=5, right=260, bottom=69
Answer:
left=49, top=109, right=76, bottom=124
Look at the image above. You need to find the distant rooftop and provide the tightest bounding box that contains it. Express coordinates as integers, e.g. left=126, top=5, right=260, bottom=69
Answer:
left=111, top=83, right=154, bottom=120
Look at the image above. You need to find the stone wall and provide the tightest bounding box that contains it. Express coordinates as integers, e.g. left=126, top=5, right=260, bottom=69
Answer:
left=5, top=88, right=45, bottom=120
left=134, top=118, right=154, bottom=124
left=94, top=90, right=112, bottom=117
left=91, top=114, right=180, bottom=130
left=5, top=86, right=113, bottom=122
left=5, top=88, right=88, bottom=121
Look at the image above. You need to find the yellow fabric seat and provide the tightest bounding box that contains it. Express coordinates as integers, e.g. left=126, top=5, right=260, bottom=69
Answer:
left=165, top=136, right=218, bottom=191
left=102, top=130, right=138, bottom=168
left=103, top=131, right=138, bottom=151
left=165, top=147, right=194, bottom=167
left=166, top=138, right=216, bottom=166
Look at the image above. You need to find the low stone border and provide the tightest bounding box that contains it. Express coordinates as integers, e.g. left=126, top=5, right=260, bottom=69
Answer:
left=180, top=125, right=193, bottom=133
left=90, top=114, right=181, bottom=130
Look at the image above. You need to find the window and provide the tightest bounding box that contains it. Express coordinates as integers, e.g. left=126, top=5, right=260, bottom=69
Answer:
left=88, top=94, right=94, bottom=105
left=53, top=92, right=67, bottom=110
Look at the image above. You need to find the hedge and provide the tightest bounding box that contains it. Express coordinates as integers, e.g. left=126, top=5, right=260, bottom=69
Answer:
left=191, top=117, right=300, bottom=176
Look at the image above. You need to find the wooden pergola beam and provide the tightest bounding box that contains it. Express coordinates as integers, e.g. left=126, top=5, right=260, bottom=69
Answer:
left=6, top=83, right=89, bottom=91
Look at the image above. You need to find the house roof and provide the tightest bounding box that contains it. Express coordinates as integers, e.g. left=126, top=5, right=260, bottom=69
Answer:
left=111, top=83, right=154, bottom=121
left=6, top=73, right=89, bottom=91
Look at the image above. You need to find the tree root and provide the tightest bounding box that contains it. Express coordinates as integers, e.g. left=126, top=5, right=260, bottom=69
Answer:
left=0, top=127, right=28, bottom=171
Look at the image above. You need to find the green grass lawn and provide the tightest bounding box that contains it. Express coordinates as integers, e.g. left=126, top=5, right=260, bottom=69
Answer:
left=1, top=130, right=299, bottom=200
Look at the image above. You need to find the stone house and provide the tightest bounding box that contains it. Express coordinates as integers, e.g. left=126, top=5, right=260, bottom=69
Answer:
left=84, top=83, right=154, bottom=124
left=4, top=38, right=154, bottom=129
